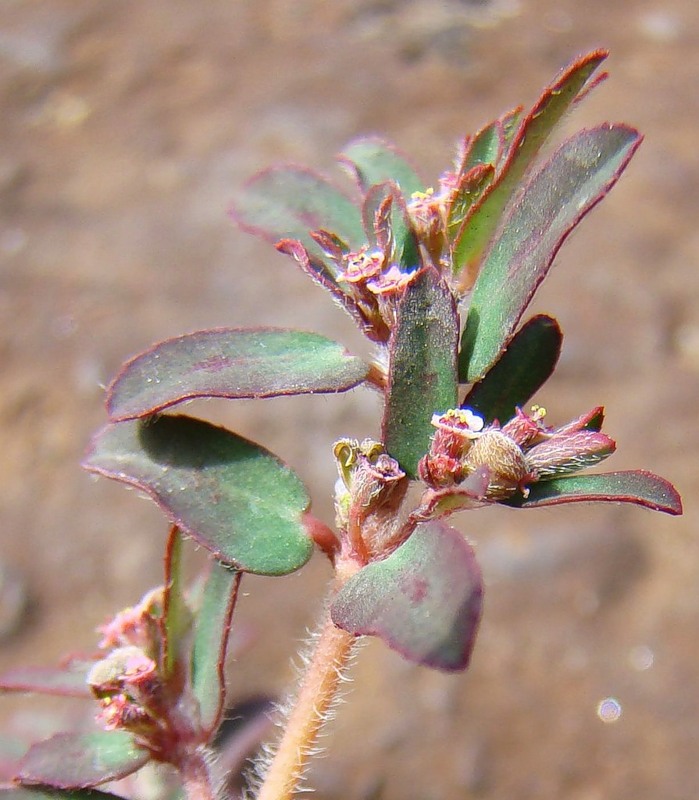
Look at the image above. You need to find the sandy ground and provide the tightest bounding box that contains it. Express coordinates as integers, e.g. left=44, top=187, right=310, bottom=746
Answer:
left=1, top=1, right=699, bottom=798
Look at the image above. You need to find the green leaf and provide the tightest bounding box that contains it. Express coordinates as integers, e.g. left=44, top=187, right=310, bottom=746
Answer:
left=0, top=665, right=91, bottom=698
left=161, top=526, right=191, bottom=678
left=461, top=315, right=562, bottom=421
left=331, top=520, right=483, bottom=671
left=339, top=137, right=424, bottom=197
left=453, top=49, right=608, bottom=273
left=191, top=559, right=241, bottom=736
left=362, top=182, right=422, bottom=271
left=460, top=124, right=641, bottom=382
left=17, top=731, right=149, bottom=789
left=459, top=106, right=522, bottom=174
left=505, top=470, right=682, bottom=515
left=106, top=328, right=369, bottom=421
left=0, top=788, right=125, bottom=800
left=231, top=167, right=365, bottom=280
left=445, top=164, right=495, bottom=245
left=462, top=122, right=502, bottom=169
left=383, top=269, right=459, bottom=477
left=83, top=415, right=313, bottom=576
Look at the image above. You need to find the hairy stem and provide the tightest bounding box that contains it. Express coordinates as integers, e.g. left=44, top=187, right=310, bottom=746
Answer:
left=181, top=747, right=218, bottom=800
left=255, top=599, right=357, bottom=800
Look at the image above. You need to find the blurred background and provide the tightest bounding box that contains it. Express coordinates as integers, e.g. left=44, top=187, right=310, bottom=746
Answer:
left=1, top=1, right=698, bottom=798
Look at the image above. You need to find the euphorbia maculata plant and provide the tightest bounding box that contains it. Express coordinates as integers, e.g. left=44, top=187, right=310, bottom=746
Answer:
left=0, top=50, right=682, bottom=800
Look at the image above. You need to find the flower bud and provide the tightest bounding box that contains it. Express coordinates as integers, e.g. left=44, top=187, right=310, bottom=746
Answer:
left=420, top=409, right=485, bottom=488
left=87, top=646, right=157, bottom=699
left=333, top=439, right=407, bottom=535
left=463, top=429, right=529, bottom=500
left=526, top=430, right=616, bottom=479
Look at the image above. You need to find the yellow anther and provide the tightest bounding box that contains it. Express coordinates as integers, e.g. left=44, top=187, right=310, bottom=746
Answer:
left=531, top=405, right=547, bottom=420
left=431, top=408, right=484, bottom=435
left=410, top=187, right=435, bottom=201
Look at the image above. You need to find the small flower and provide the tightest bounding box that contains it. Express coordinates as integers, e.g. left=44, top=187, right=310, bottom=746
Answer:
left=500, top=405, right=548, bottom=447
left=334, top=439, right=406, bottom=520
left=333, top=438, right=408, bottom=556
left=420, top=405, right=615, bottom=502
left=419, top=409, right=486, bottom=488
left=333, top=243, right=417, bottom=333
left=87, top=645, right=161, bottom=735
left=338, top=246, right=385, bottom=284
left=430, top=408, right=484, bottom=437
left=366, top=264, right=416, bottom=296
left=96, top=693, right=153, bottom=733
left=408, top=187, right=445, bottom=259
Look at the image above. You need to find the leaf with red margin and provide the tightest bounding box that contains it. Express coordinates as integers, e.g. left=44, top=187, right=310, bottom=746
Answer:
left=0, top=665, right=91, bottom=699
left=362, top=182, right=422, bottom=270
left=459, top=124, right=642, bottom=383
left=455, top=105, right=522, bottom=178
left=331, top=520, right=483, bottom=672
left=17, top=731, right=149, bottom=789
left=191, top=559, right=241, bottom=737
left=461, top=315, right=562, bottom=421
left=230, top=166, right=365, bottom=281
left=0, top=788, right=125, bottom=800
left=383, top=269, right=459, bottom=478
left=453, top=49, right=608, bottom=274
left=277, top=238, right=373, bottom=329
left=106, top=328, right=368, bottom=422
left=415, top=466, right=491, bottom=520
left=339, top=137, right=424, bottom=197
left=504, top=471, right=682, bottom=515
left=161, top=525, right=191, bottom=679
left=83, top=415, right=313, bottom=576
left=445, top=163, right=495, bottom=245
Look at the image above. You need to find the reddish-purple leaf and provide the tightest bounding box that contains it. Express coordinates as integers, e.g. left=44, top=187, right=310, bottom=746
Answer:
left=0, top=665, right=91, bottom=699
left=17, top=731, right=149, bottom=789
left=415, top=466, right=491, bottom=520
left=460, top=124, right=642, bottom=382
left=106, top=328, right=368, bottom=422
left=331, top=520, right=483, bottom=672
left=506, top=470, right=682, bottom=515
left=556, top=406, right=605, bottom=434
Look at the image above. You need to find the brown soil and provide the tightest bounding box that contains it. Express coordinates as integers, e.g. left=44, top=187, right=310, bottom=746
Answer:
left=1, top=1, right=698, bottom=798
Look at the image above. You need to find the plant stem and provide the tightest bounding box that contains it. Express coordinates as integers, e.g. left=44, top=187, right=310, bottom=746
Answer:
left=255, top=600, right=357, bottom=800
left=181, top=747, right=218, bottom=800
